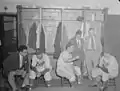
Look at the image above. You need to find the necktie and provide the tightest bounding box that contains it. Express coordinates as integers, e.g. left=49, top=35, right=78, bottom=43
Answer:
left=91, top=36, right=96, bottom=50
left=77, top=39, right=81, bottom=48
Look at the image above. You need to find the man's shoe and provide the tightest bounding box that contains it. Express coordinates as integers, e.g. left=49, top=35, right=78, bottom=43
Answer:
left=88, top=76, right=92, bottom=80
left=88, top=82, right=98, bottom=87
left=90, top=84, right=97, bottom=87
left=78, top=81, right=82, bottom=84
left=47, top=84, right=51, bottom=87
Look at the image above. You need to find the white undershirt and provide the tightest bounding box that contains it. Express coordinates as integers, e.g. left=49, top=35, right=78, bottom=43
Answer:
left=19, top=54, right=23, bottom=68
left=76, top=39, right=81, bottom=48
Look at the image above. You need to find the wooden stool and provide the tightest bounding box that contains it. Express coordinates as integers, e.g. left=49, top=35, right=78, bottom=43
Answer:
left=106, top=78, right=116, bottom=91
left=99, top=78, right=116, bottom=91
left=34, top=74, right=48, bottom=87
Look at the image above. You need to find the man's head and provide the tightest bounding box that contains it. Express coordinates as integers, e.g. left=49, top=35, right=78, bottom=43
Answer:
left=18, top=45, right=28, bottom=56
left=66, top=42, right=74, bottom=53
left=35, top=48, right=43, bottom=59
left=102, top=53, right=110, bottom=66
left=36, top=53, right=43, bottom=60
left=88, top=28, right=95, bottom=35
left=76, top=16, right=84, bottom=22
left=75, top=30, right=82, bottom=39
left=100, top=51, right=104, bottom=57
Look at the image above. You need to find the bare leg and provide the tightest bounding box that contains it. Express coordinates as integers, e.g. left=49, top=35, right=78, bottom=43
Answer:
left=74, top=66, right=82, bottom=84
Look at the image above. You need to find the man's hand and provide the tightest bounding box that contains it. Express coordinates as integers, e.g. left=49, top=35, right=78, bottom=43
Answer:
left=75, top=56, right=80, bottom=59
left=66, top=56, right=80, bottom=63
left=99, top=65, right=109, bottom=73
left=36, top=61, right=45, bottom=67
left=96, top=64, right=100, bottom=68
left=22, top=71, right=26, bottom=77
left=15, top=69, right=25, bottom=75
left=30, top=66, right=37, bottom=72
left=39, top=61, right=45, bottom=66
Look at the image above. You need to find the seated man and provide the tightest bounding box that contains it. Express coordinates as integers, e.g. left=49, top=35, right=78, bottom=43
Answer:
left=29, top=49, right=52, bottom=87
left=56, top=42, right=82, bottom=85
left=92, top=52, right=119, bottom=90
left=3, top=45, right=29, bottom=91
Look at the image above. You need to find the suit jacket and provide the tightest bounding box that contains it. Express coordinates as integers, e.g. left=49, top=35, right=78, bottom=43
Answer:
left=68, top=37, right=85, bottom=66
left=3, top=52, right=29, bottom=75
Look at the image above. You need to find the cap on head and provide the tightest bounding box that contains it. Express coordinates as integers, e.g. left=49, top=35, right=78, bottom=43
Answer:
left=36, top=48, right=43, bottom=55
left=76, top=29, right=82, bottom=35
left=66, top=41, right=74, bottom=49
left=89, top=28, right=95, bottom=33
left=76, top=16, right=84, bottom=22
left=101, top=51, right=104, bottom=57
left=89, top=28, right=94, bottom=31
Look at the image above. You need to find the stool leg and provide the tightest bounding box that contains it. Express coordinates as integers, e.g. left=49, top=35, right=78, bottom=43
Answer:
left=114, top=85, right=116, bottom=91
left=67, top=79, right=72, bottom=87
left=114, top=80, right=116, bottom=91
left=44, top=80, right=48, bottom=87
left=61, top=78, right=63, bottom=87
left=42, top=76, right=48, bottom=87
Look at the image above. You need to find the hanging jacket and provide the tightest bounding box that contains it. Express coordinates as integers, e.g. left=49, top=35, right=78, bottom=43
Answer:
left=28, top=22, right=37, bottom=50
left=40, top=24, right=45, bottom=53
left=18, top=23, right=26, bottom=47
left=53, top=22, right=62, bottom=59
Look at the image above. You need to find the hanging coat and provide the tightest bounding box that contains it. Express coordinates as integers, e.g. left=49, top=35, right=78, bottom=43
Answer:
left=18, top=24, right=26, bottom=47
left=28, top=22, right=37, bottom=50
left=53, top=22, right=62, bottom=59
left=61, top=25, right=69, bottom=51
left=39, top=25, right=45, bottom=53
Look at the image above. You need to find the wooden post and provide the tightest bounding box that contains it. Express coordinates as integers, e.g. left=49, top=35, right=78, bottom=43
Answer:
left=16, top=5, right=22, bottom=49
left=102, top=7, right=108, bottom=52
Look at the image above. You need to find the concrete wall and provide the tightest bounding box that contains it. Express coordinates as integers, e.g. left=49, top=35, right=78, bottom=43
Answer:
left=104, top=15, right=120, bottom=66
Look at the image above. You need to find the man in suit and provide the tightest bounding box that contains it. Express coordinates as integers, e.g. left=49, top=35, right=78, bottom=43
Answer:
left=68, top=29, right=85, bottom=83
left=84, top=28, right=97, bottom=79
left=3, top=45, right=29, bottom=91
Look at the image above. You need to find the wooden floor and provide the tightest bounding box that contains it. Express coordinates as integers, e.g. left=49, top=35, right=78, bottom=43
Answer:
left=31, top=78, right=118, bottom=91
left=0, top=69, right=119, bottom=91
